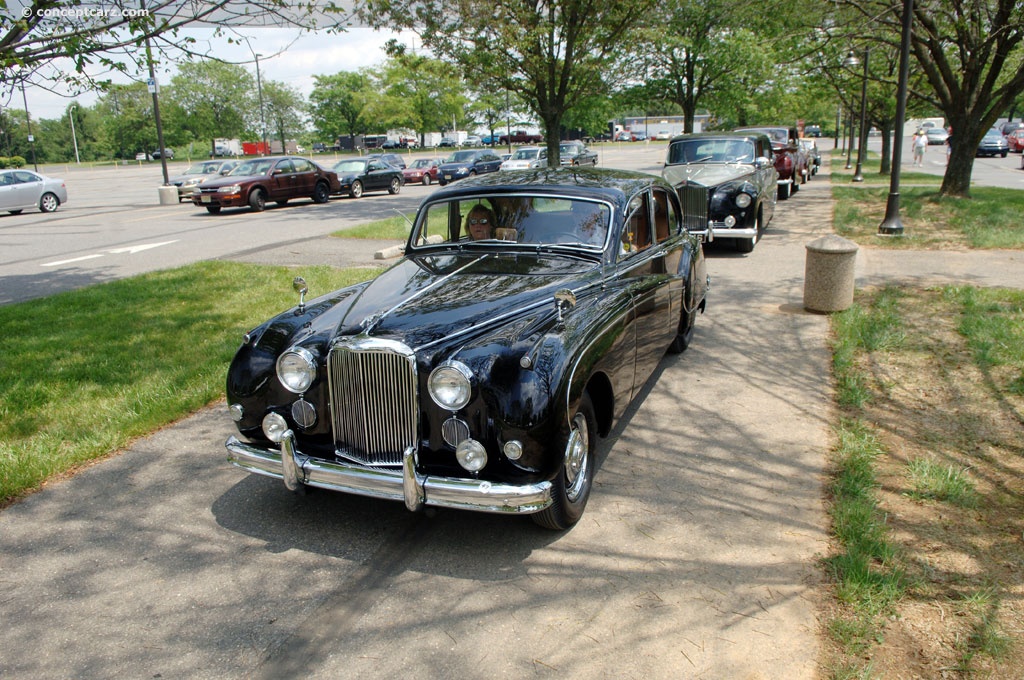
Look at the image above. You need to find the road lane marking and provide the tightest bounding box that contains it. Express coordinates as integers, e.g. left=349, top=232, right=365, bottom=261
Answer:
left=41, top=240, right=180, bottom=267
left=108, top=240, right=179, bottom=254
left=41, top=254, right=105, bottom=267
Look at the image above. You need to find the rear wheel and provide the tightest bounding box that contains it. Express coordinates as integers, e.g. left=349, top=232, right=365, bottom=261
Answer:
left=39, top=192, right=59, bottom=213
left=248, top=188, right=266, bottom=212
left=312, top=181, right=330, bottom=203
left=533, top=394, right=596, bottom=530
left=778, top=182, right=791, bottom=200
left=668, top=280, right=698, bottom=353
left=350, top=180, right=363, bottom=198
left=735, top=213, right=760, bottom=253
left=388, top=177, right=402, bottom=194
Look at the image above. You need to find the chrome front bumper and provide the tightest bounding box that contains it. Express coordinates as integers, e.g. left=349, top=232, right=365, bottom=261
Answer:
left=226, top=433, right=554, bottom=515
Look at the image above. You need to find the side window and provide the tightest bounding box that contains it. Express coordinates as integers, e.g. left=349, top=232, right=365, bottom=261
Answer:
left=275, top=160, right=295, bottom=174
left=293, top=159, right=312, bottom=173
left=621, top=192, right=652, bottom=254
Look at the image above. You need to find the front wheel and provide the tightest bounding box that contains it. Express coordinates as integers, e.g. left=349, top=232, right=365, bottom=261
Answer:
left=422, top=174, right=432, bottom=186
left=735, top=213, right=760, bottom=253
left=778, top=183, right=791, bottom=200
left=388, top=177, right=402, bottom=194
left=39, top=192, right=60, bottom=213
left=533, top=394, right=596, bottom=530
left=349, top=180, right=363, bottom=198
left=248, top=188, right=266, bottom=212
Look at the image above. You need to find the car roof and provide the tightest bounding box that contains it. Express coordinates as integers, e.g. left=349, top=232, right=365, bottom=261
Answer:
left=670, top=131, right=772, bottom=144
left=427, top=166, right=668, bottom=211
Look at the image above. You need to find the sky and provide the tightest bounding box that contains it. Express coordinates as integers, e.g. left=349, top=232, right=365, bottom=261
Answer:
left=6, top=26, right=416, bottom=121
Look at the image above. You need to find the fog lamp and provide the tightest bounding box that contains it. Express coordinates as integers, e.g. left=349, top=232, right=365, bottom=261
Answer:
left=228, top=403, right=244, bottom=422
left=455, top=439, right=487, bottom=472
left=262, top=412, right=289, bottom=443
left=724, top=215, right=737, bottom=227
left=503, top=440, right=524, bottom=461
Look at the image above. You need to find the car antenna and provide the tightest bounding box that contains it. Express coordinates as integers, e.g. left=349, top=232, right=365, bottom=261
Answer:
left=391, top=209, right=414, bottom=230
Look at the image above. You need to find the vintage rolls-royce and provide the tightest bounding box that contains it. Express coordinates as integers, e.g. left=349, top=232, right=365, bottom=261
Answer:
left=224, top=168, right=710, bottom=529
left=663, top=133, right=779, bottom=253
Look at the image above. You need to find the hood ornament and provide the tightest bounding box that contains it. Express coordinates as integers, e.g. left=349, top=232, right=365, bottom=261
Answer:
left=293, top=276, right=308, bottom=313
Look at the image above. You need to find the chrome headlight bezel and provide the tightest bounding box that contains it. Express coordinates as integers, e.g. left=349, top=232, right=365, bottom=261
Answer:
left=734, top=192, right=753, bottom=208
left=276, top=347, right=316, bottom=394
left=428, top=360, right=474, bottom=411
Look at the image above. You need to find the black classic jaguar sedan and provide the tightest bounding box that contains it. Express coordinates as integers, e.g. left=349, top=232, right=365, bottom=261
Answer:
left=663, top=133, right=779, bottom=253
left=224, top=168, right=709, bottom=529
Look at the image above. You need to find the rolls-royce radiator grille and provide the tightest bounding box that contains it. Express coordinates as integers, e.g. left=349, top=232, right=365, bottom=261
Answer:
left=327, top=343, right=418, bottom=467
left=678, top=184, right=710, bottom=233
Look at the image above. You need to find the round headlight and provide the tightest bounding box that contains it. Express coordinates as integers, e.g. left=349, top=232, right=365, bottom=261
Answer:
left=734, top=192, right=752, bottom=208
left=428, top=361, right=473, bottom=410
left=503, top=440, right=524, bottom=461
left=277, top=347, right=316, bottom=394
left=456, top=439, right=487, bottom=472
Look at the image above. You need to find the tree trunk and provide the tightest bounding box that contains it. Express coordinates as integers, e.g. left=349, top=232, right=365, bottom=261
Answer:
left=941, top=141, right=974, bottom=197
left=542, top=112, right=562, bottom=169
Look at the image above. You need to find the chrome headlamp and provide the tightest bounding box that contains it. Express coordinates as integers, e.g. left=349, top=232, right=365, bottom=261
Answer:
left=428, top=360, right=473, bottom=411
left=276, top=347, right=316, bottom=394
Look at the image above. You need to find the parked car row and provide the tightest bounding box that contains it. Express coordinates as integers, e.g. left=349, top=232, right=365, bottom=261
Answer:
left=734, top=126, right=810, bottom=199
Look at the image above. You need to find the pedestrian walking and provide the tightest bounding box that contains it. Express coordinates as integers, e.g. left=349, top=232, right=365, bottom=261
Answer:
left=912, top=130, right=927, bottom=166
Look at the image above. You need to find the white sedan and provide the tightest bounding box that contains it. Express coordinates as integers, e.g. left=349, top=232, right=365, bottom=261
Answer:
left=500, top=146, right=548, bottom=170
left=0, top=169, right=68, bottom=214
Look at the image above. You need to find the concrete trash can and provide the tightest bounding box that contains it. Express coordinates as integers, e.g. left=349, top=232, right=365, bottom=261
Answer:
left=157, top=185, right=179, bottom=205
left=804, top=234, right=858, bottom=313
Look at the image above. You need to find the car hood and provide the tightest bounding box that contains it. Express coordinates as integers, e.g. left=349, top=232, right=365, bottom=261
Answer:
left=255, top=251, right=598, bottom=359
left=502, top=160, right=538, bottom=169
left=662, top=163, right=754, bottom=188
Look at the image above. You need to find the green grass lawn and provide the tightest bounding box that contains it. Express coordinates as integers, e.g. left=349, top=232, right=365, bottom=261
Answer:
left=0, top=261, right=378, bottom=506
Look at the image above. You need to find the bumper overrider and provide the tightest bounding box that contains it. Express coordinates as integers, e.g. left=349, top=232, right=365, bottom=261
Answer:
left=226, top=431, right=554, bottom=515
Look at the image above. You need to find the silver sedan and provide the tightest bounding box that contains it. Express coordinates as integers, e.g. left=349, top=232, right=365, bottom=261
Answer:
left=0, top=169, right=68, bottom=214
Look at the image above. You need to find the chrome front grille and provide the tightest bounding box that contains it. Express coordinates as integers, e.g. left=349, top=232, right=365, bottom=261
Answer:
left=678, top=184, right=710, bottom=233
left=327, top=339, right=418, bottom=467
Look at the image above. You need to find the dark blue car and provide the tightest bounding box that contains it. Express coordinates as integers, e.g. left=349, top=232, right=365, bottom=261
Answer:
left=437, top=150, right=503, bottom=185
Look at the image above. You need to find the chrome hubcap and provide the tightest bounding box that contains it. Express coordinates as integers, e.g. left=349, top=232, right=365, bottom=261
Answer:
left=564, top=412, right=589, bottom=502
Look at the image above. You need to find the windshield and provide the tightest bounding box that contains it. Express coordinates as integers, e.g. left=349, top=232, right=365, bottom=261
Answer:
left=512, top=149, right=540, bottom=160
left=410, top=159, right=434, bottom=168
left=446, top=150, right=477, bottom=163
left=333, top=160, right=368, bottom=173
left=184, top=162, right=222, bottom=176
left=668, top=139, right=755, bottom=164
left=410, top=195, right=611, bottom=250
left=559, top=144, right=579, bottom=155
left=229, top=160, right=274, bottom=176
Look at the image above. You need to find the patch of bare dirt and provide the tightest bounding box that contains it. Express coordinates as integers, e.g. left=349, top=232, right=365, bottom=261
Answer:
left=823, top=288, right=1024, bottom=678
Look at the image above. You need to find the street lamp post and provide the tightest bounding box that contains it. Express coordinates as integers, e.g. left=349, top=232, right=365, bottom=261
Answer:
left=69, top=105, right=80, bottom=164
left=878, top=0, right=913, bottom=237
left=852, top=47, right=869, bottom=182
left=842, top=50, right=860, bottom=171
left=255, top=52, right=268, bottom=154
left=845, top=107, right=854, bottom=169
left=19, top=80, right=38, bottom=171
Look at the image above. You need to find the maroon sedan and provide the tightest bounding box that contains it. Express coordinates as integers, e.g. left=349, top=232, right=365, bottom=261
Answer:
left=734, top=126, right=809, bottom=200
left=402, top=157, right=443, bottom=185
left=191, top=156, right=341, bottom=214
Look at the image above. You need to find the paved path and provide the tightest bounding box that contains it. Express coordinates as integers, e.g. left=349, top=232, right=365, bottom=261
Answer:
left=1, top=156, right=1019, bottom=679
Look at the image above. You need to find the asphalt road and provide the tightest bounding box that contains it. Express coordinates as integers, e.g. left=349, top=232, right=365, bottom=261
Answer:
left=0, top=145, right=839, bottom=678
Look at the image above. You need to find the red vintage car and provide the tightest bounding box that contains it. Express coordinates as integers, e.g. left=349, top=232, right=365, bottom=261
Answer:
left=1006, top=129, right=1024, bottom=153
left=402, top=157, right=444, bottom=185
left=734, top=126, right=809, bottom=200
